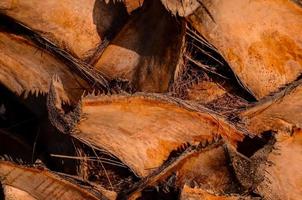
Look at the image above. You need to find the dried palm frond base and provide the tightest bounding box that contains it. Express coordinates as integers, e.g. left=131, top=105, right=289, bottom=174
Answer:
left=186, top=0, right=302, bottom=99
left=0, top=160, right=116, bottom=200
left=229, top=130, right=302, bottom=200
left=47, top=78, right=245, bottom=177
left=1, top=0, right=301, bottom=199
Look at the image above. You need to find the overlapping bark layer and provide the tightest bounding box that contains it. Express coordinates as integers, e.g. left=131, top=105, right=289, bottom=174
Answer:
left=0, top=0, right=128, bottom=59
left=188, top=0, right=302, bottom=99
left=0, top=1, right=301, bottom=199
left=0, top=32, right=89, bottom=102
left=48, top=90, right=245, bottom=177
left=240, top=79, right=302, bottom=135
left=0, top=160, right=116, bottom=200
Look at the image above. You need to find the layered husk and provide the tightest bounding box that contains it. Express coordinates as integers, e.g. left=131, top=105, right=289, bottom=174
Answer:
left=0, top=32, right=89, bottom=102
left=0, top=160, right=116, bottom=200
left=0, top=0, right=129, bottom=59
left=240, top=79, right=302, bottom=135
left=72, top=95, right=245, bottom=177
left=47, top=80, right=245, bottom=177
left=187, top=0, right=302, bottom=99
left=1, top=0, right=301, bottom=199
left=229, top=130, right=302, bottom=200
left=255, top=130, right=302, bottom=200
left=94, top=0, right=186, bottom=92
left=175, top=144, right=236, bottom=194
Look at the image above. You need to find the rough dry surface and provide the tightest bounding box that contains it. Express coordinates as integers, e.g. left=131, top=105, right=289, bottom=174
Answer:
left=189, top=0, right=302, bottom=99
left=58, top=93, right=246, bottom=177
left=0, top=0, right=128, bottom=58
left=180, top=184, right=243, bottom=200
left=0, top=32, right=89, bottom=101
left=0, top=160, right=116, bottom=200
left=255, top=131, right=302, bottom=200
left=95, top=0, right=185, bottom=92
left=176, top=145, right=235, bottom=194
left=240, top=79, right=302, bottom=135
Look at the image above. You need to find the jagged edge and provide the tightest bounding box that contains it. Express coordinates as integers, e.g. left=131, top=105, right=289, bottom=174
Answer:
left=117, top=138, right=225, bottom=199
left=78, top=92, right=250, bottom=136
left=235, top=76, right=302, bottom=115
left=0, top=159, right=110, bottom=200
left=0, top=13, right=110, bottom=91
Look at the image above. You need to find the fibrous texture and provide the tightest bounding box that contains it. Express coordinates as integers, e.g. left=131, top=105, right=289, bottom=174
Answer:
left=240, top=79, right=302, bottom=135
left=188, top=0, right=302, bottom=99
left=255, top=130, right=302, bottom=200
left=0, top=0, right=128, bottom=59
left=48, top=87, right=245, bottom=177
left=0, top=160, right=116, bottom=200
left=0, top=32, right=89, bottom=101
left=1, top=0, right=301, bottom=199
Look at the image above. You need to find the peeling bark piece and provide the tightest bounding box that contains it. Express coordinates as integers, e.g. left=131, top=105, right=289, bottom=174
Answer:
left=254, top=131, right=302, bottom=200
left=1, top=0, right=128, bottom=58
left=50, top=93, right=245, bottom=177
left=176, top=145, right=236, bottom=194
left=0, top=161, right=115, bottom=200
left=180, top=184, right=250, bottom=200
left=94, top=0, right=186, bottom=92
left=3, top=186, right=37, bottom=200
left=0, top=32, right=89, bottom=102
left=119, top=140, right=225, bottom=199
left=240, top=79, right=302, bottom=135
left=188, top=0, right=302, bottom=99
left=160, top=0, right=200, bottom=16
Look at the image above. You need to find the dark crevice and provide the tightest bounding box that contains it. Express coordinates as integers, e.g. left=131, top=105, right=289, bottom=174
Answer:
left=185, top=24, right=256, bottom=102
left=0, top=182, right=4, bottom=200
left=75, top=141, right=139, bottom=192
left=237, top=132, right=274, bottom=158
left=223, top=145, right=246, bottom=194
